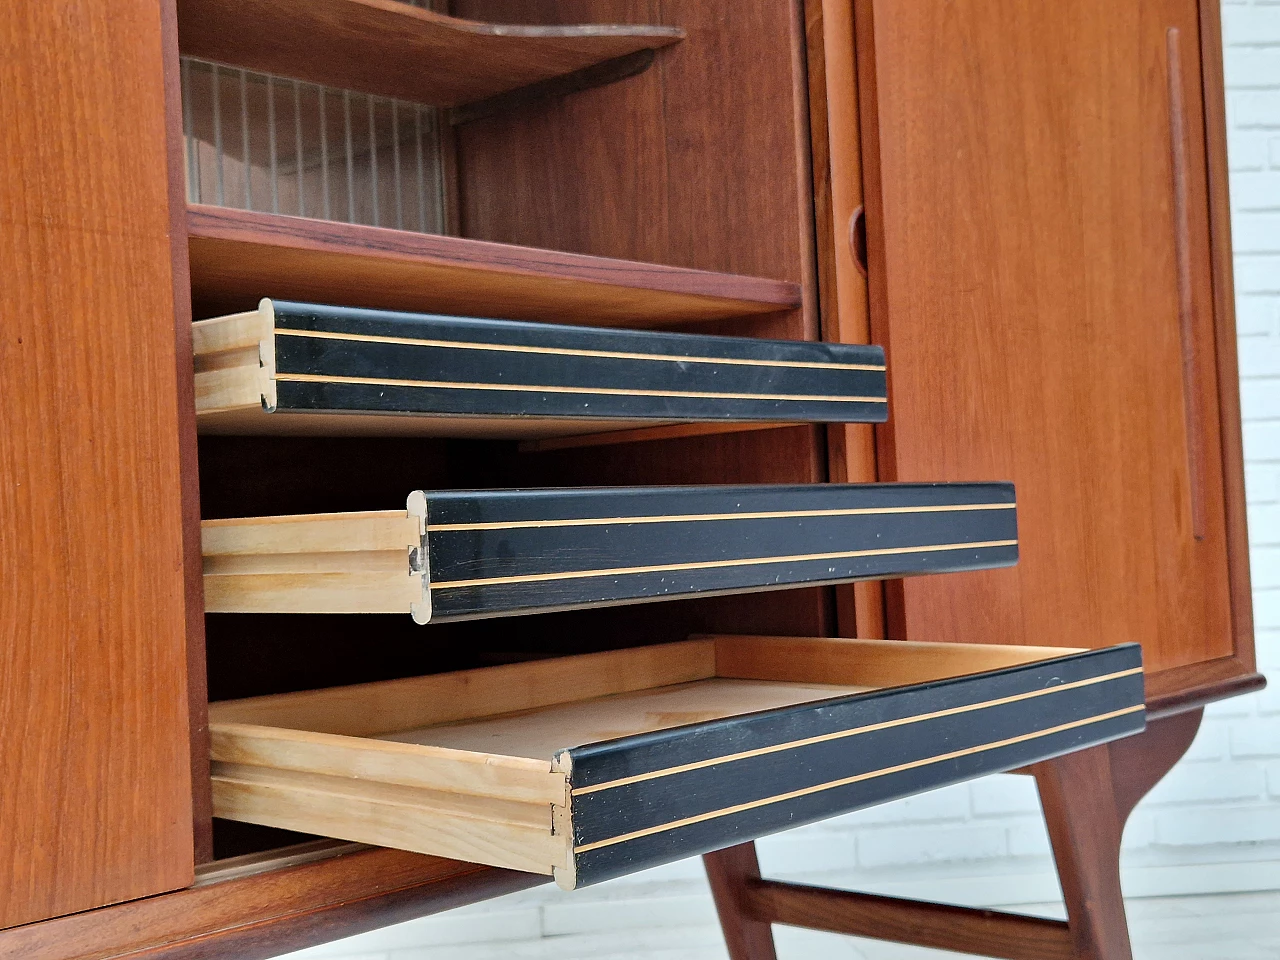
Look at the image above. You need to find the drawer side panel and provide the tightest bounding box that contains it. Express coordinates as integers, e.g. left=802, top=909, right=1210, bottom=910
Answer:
left=210, top=772, right=566, bottom=876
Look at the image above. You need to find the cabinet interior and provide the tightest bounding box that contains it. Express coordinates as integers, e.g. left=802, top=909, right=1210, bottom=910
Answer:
left=183, top=0, right=830, bottom=861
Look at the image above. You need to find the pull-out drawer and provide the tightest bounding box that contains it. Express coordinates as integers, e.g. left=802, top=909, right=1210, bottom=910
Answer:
left=193, top=300, right=887, bottom=437
left=208, top=635, right=1144, bottom=888
left=201, top=482, right=1018, bottom=622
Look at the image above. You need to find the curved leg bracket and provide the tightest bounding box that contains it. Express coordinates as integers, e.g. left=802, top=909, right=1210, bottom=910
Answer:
left=1033, top=708, right=1203, bottom=960
left=705, top=709, right=1204, bottom=960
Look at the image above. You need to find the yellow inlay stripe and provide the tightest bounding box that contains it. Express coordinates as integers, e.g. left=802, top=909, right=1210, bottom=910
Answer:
left=274, top=327, right=887, bottom=373
left=275, top=372, right=886, bottom=405
left=571, top=666, right=1142, bottom=796
left=430, top=501, right=1016, bottom=533
left=430, top=539, right=1018, bottom=591
left=573, top=705, right=1144, bottom=854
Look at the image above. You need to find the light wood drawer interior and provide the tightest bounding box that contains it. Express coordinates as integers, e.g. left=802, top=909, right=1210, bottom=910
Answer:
left=208, top=635, right=1144, bottom=888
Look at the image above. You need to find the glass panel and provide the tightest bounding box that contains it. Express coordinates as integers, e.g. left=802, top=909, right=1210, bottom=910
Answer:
left=180, top=57, right=445, bottom=235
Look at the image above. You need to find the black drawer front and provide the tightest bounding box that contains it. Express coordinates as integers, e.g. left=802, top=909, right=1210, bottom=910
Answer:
left=270, top=300, right=888, bottom=423
left=563, top=643, right=1143, bottom=887
left=423, top=482, right=1018, bottom=621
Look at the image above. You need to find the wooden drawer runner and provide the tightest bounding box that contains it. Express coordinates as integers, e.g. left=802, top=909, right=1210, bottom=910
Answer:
left=208, top=635, right=1145, bottom=888
left=193, top=300, right=887, bottom=437
left=201, top=482, right=1018, bottom=622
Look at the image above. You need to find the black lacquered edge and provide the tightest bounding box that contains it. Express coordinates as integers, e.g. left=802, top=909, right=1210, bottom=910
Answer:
left=424, top=482, right=1018, bottom=621
left=425, top=481, right=1014, bottom=525
left=267, top=301, right=888, bottom=424
left=565, top=644, right=1144, bottom=887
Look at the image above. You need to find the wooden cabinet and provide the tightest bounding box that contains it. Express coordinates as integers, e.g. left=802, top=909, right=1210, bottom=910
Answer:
left=0, top=0, right=1261, bottom=957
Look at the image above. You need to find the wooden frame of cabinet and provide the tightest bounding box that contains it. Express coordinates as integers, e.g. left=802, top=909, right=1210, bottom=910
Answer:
left=0, top=0, right=1261, bottom=959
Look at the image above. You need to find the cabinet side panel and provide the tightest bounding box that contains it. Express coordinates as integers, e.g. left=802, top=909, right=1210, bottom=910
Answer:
left=0, top=0, right=196, bottom=927
left=859, top=0, right=1235, bottom=672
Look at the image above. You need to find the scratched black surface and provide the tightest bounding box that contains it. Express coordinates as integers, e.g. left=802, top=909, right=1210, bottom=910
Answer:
left=269, top=300, right=887, bottom=423
left=564, top=644, right=1143, bottom=887
left=423, top=482, right=1018, bottom=620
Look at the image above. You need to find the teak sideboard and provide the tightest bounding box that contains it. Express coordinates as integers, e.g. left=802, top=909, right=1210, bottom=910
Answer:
left=0, top=1, right=1262, bottom=959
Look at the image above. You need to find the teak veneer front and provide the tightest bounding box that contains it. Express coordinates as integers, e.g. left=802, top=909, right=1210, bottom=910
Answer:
left=852, top=0, right=1252, bottom=686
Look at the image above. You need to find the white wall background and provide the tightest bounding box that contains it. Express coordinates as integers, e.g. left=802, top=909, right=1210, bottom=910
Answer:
left=282, top=4, right=1280, bottom=956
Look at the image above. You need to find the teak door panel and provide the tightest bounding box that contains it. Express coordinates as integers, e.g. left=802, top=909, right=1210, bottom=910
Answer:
left=855, top=0, right=1234, bottom=672
left=0, top=0, right=199, bottom=928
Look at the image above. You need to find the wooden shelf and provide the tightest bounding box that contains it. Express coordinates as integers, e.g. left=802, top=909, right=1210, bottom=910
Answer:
left=176, top=0, right=683, bottom=108
left=187, top=206, right=803, bottom=326
left=192, top=300, right=887, bottom=438
left=207, top=636, right=1144, bottom=888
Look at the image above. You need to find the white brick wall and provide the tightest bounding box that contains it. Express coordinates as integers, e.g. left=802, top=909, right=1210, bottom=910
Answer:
left=280, top=5, right=1280, bottom=955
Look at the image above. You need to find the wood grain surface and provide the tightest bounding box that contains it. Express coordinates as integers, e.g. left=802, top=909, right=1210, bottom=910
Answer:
left=0, top=844, right=544, bottom=960
left=0, top=0, right=196, bottom=928
left=162, top=0, right=216, bottom=865
left=1144, top=656, right=1265, bottom=719
left=1028, top=712, right=1203, bottom=959
left=199, top=483, right=1017, bottom=621
left=187, top=206, right=802, bottom=325
left=1196, top=0, right=1257, bottom=681
left=808, top=0, right=885, bottom=639
left=177, top=0, right=683, bottom=107
left=856, top=0, right=1237, bottom=676
left=711, top=710, right=1203, bottom=960
left=452, top=0, right=818, bottom=343
left=705, top=843, right=779, bottom=960
left=742, top=881, right=1073, bottom=960
left=210, top=640, right=717, bottom=734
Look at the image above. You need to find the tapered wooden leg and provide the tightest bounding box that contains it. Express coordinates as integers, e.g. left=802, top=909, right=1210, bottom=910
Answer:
left=1035, top=745, right=1132, bottom=960
left=704, top=842, right=778, bottom=960
left=1032, top=709, right=1203, bottom=960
